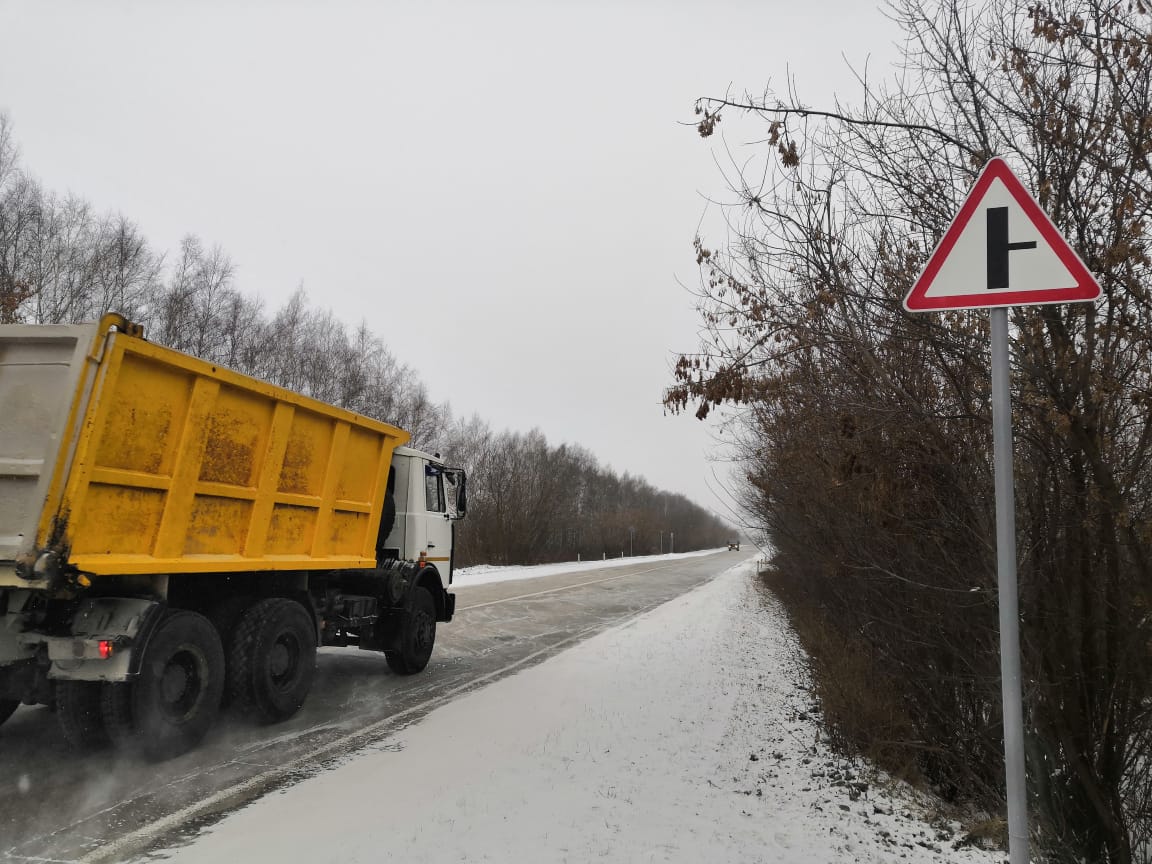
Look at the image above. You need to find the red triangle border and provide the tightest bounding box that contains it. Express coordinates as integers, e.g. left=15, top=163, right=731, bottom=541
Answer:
left=903, top=158, right=1101, bottom=312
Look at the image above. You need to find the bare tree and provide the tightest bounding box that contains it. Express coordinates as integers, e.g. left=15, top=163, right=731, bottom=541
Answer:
left=668, top=1, right=1152, bottom=860
left=0, top=115, right=730, bottom=602
left=88, top=215, right=163, bottom=320
left=0, top=116, right=35, bottom=323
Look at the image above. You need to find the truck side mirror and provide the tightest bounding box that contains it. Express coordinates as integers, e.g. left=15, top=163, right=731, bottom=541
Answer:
left=455, top=473, right=467, bottom=518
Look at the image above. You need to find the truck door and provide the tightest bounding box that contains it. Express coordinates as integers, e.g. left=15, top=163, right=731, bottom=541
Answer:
left=422, top=462, right=453, bottom=572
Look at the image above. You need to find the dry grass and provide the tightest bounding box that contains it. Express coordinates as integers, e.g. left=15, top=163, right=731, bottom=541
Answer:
left=759, top=566, right=926, bottom=788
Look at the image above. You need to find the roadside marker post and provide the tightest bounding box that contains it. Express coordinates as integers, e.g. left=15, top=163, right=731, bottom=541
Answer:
left=903, top=157, right=1102, bottom=864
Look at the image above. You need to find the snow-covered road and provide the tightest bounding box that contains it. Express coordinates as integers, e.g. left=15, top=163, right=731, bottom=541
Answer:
left=156, top=560, right=1003, bottom=864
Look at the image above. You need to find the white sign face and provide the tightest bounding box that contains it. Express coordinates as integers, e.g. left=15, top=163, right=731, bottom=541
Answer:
left=904, top=158, right=1101, bottom=312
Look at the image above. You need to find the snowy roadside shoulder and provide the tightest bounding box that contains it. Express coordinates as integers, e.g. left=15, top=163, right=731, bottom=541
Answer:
left=713, top=567, right=1006, bottom=862
left=157, top=559, right=1005, bottom=864
left=451, top=547, right=726, bottom=587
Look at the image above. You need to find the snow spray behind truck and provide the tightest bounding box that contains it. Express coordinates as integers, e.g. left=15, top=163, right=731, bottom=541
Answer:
left=0, top=314, right=466, bottom=759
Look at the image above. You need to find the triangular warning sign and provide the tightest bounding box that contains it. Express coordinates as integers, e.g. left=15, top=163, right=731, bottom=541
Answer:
left=903, top=157, right=1101, bottom=312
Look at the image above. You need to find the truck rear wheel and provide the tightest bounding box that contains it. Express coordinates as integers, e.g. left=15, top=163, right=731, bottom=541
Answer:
left=102, top=610, right=225, bottom=761
left=209, top=595, right=253, bottom=709
left=228, top=598, right=316, bottom=724
left=57, top=681, right=109, bottom=750
left=385, top=586, right=436, bottom=675
left=0, top=699, right=18, bottom=727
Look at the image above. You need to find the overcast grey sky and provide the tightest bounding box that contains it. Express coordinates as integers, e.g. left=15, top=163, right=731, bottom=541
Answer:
left=0, top=0, right=900, bottom=515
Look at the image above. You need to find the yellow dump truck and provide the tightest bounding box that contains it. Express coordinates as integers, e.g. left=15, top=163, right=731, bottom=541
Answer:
left=0, top=314, right=466, bottom=758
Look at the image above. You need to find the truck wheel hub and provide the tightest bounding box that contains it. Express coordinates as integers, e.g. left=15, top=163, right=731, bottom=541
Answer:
left=161, top=662, right=190, bottom=703
left=269, top=639, right=294, bottom=680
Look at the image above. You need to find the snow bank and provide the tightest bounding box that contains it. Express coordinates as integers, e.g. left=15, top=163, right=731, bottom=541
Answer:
left=452, top=548, right=723, bottom=587
left=158, top=561, right=1003, bottom=864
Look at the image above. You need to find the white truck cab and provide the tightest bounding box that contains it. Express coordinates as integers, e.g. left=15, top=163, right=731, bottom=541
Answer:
left=379, top=446, right=467, bottom=581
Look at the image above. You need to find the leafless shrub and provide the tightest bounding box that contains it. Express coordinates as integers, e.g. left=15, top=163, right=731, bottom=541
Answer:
left=669, top=1, right=1152, bottom=860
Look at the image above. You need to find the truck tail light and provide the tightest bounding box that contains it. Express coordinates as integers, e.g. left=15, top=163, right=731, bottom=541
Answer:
left=418, top=551, right=427, bottom=569
left=98, top=640, right=114, bottom=659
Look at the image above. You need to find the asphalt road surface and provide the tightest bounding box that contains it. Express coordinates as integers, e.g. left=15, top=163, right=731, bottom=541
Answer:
left=0, top=551, right=739, bottom=863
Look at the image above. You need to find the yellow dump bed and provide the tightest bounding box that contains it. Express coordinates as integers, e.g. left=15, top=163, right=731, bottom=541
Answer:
left=0, top=315, right=409, bottom=586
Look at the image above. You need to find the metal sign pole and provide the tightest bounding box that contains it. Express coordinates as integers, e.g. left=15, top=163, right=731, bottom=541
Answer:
left=903, top=158, right=1097, bottom=863
left=990, top=306, right=1029, bottom=863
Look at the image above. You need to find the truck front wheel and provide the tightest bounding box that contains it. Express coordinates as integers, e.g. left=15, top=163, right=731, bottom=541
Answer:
left=385, top=586, right=436, bottom=675
left=228, top=598, right=316, bottom=724
left=102, top=610, right=225, bottom=761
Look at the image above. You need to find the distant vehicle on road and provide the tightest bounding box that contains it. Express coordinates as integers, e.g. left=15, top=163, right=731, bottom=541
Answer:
left=728, top=541, right=741, bottom=551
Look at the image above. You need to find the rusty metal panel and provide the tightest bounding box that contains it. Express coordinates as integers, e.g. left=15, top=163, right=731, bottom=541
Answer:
left=2, top=320, right=408, bottom=581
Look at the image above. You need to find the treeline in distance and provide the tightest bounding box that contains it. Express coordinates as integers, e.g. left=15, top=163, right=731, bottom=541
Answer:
left=0, top=116, right=730, bottom=566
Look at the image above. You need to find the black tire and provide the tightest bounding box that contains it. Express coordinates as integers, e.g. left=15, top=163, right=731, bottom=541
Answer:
left=228, top=598, right=316, bottom=724
left=386, top=586, right=436, bottom=675
left=0, top=699, right=18, bottom=727
left=101, top=610, right=224, bottom=761
left=208, top=595, right=253, bottom=709
left=57, top=681, right=109, bottom=750
left=208, top=595, right=253, bottom=651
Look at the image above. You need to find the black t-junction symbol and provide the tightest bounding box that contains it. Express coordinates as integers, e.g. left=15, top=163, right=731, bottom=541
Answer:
left=987, top=206, right=1037, bottom=290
